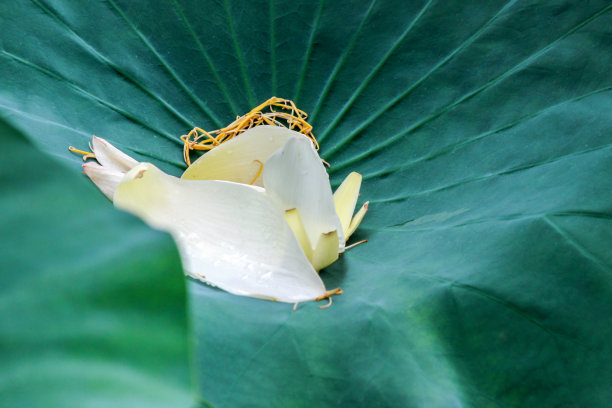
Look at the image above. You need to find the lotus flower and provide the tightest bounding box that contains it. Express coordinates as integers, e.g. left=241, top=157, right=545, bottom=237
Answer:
left=79, top=126, right=367, bottom=303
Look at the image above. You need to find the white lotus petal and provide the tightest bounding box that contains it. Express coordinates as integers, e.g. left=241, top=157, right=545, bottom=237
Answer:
left=83, top=162, right=125, bottom=200
left=333, top=172, right=362, bottom=237
left=91, top=136, right=139, bottom=173
left=114, top=163, right=326, bottom=303
left=182, top=126, right=292, bottom=186
left=263, top=135, right=345, bottom=254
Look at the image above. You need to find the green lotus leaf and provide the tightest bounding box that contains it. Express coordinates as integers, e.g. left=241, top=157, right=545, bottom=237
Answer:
left=1, top=1, right=611, bottom=407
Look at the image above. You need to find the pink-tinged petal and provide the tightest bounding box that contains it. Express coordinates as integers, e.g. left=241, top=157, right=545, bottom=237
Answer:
left=91, top=136, right=139, bottom=173
left=82, top=162, right=125, bottom=201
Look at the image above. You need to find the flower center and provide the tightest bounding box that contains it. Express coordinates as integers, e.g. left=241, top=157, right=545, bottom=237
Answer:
left=180, top=97, right=319, bottom=166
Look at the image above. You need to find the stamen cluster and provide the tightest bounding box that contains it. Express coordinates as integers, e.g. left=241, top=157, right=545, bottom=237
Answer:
left=181, top=97, right=318, bottom=166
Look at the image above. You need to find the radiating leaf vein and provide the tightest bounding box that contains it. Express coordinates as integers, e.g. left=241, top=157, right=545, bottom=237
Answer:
left=0, top=50, right=179, bottom=143
left=317, top=0, right=434, bottom=142
left=361, top=86, right=612, bottom=181
left=170, top=0, right=240, bottom=117
left=369, top=144, right=612, bottom=204
left=325, top=3, right=611, bottom=169
left=308, top=0, right=379, bottom=123
left=294, top=0, right=324, bottom=105
left=221, top=0, right=256, bottom=107
left=543, top=215, right=612, bottom=273
left=30, top=0, right=201, bottom=131
left=322, top=0, right=520, bottom=159
left=106, top=0, right=224, bottom=128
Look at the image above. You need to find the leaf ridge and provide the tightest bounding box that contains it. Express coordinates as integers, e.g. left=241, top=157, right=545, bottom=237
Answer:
left=29, top=0, right=200, bottom=131
left=225, top=317, right=291, bottom=395
left=370, top=143, right=612, bottom=204
left=543, top=215, right=612, bottom=273
left=0, top=50, right=179, bottom=143
left=294, top=0, right=325, bottom=105
left=222, top=0, right=257, bottom=107
left=170, top=0, right=240, bottom=117
left=308, top=0, right=379, bottom=123
left=323, top=0, right=520, bottom=162
left=0, top=101, right=186, bottom=170
left=269, top=0, right=277, bottom=96
left=106, top=0, right=224, bottom=128
left=361, top=86, right=612, bottom=181
left=317, top=0, right=434, bottom=142
left=389, top=211, right=612, bottom=232
left=326, top=3, right=612, bottom=169
left=406, top=273, right=586, bottom=346
left=449, top=282, right=585, bottom=346
left=0, top=102, right=91, bottom=138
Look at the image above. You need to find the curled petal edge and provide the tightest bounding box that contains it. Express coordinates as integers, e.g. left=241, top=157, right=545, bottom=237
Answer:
left=115, top=163, right=328, bottom=303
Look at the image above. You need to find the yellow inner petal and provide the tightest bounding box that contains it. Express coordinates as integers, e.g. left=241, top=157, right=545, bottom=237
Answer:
left=333, top=172, right=362, bottom=237
left=284, top=208, right=313, bottom=260
left=284, top=208, right=339, bottom=271
left=346, top=202, right=369, bottom=240
left=311, top=230, right=339, bottom=271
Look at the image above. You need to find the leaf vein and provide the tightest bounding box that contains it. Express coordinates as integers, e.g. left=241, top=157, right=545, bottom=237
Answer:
left=269, top=0, right=277, bottom=96
left=323, top=0, right=520, bottom=158
left=370, top=143, right=612, bottom=203
left=106, top=0, right=224, bottom=127
left=361, top=86, right=612, bottom=180
left=325, top=3, right=612, bottom=167
left=170, top=0, right=240, bottom=117
left=309, top=0, right=379, bottom=123
left=222, top=0, right=256, bottom=107
left=294, top=0, right=324, bottom=104
left=543, top=215, right=612, bottom=273
left=29, top=0, right=199, bottom=130
left=0, top=50, right=179, bottom=143
left=388, top=210, right=612, bottom=232
left=317, top=0, right=434, bottom=142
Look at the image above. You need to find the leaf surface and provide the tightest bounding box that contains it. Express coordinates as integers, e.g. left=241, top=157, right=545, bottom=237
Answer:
left=1, top=0, right=611, bottom=407
left=0, top=119, right=192, bottom=407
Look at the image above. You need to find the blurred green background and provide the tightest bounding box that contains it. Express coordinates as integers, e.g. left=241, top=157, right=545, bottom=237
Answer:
left=1, top=1, right=611, bottom=407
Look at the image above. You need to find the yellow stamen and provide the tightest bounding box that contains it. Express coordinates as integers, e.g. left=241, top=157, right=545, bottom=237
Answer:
left=69, top=146, right=96, bottom=161
left=319, top=297, right=333, bottom=309
left=249, top=160, right=264, bottom=185
left=181, top=97, right=319, bottom=166
left=316, top=287, right=343, bottom=309
left=345, top=239, right=368, bottom=250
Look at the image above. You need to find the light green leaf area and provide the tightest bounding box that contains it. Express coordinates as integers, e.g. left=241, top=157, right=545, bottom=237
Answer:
left=0, top=120, right=192, bottom=407
left=1, top=1, right=611, bottom=407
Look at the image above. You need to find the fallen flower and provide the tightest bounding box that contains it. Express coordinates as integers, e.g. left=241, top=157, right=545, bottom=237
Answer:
left=115, top=162, right=331, bottom=303
left=182, top=125, right=368, bottom=271
left=71, top=103, right=367, bottom=304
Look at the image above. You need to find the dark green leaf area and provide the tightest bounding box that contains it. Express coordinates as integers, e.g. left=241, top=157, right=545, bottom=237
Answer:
left=0, top=120, right=191, bottom=408
left=192, top=214, right=612, bottom=407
